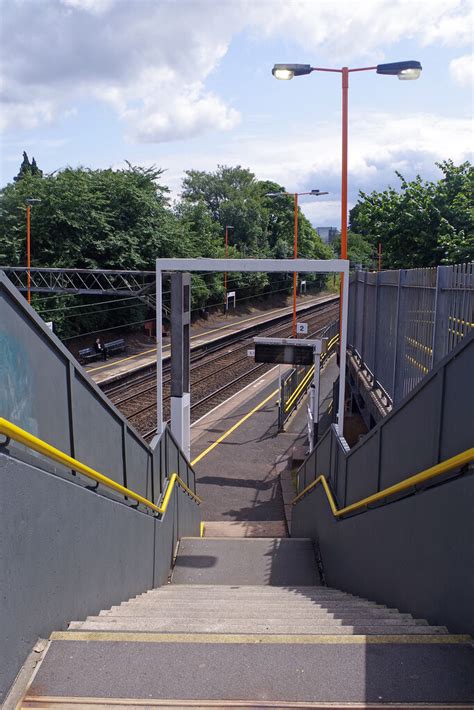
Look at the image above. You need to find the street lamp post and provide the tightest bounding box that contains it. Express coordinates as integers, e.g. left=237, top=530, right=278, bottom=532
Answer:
left=224, top=225, right=234, bottom=310
left=272, top=59, right=422, bottom=346
left=266, top=189, right=328, bottom=337
left=25, top=197, right=42, bottom=304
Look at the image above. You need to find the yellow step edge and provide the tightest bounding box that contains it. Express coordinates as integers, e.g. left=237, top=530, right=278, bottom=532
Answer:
left=50, top=631, right=472, bottom=645
left=21, top=696, right=474, bottom=708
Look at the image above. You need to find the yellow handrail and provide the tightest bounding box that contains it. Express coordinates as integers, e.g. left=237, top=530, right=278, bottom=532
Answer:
left=0, top=417, right=201, bottom=514
left=292, top=448, right=474, bottom=516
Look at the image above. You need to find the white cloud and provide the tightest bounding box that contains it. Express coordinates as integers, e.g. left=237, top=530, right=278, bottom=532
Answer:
left=141, top=110, right=472, bottom=225
left=247, top=0, right=473, bottom=60
left=1, top=0, right=472, bottom=140
left=449, top=54, right=474, bottom=87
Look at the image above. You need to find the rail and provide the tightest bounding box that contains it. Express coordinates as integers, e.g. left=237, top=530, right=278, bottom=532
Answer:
left=292, top=448, right=473, bottom=516
left=0, top=417, right=201, bottom=514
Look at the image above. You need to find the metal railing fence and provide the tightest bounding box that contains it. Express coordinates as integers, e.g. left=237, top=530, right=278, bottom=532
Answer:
left=348, top=263, right=473, bottom=405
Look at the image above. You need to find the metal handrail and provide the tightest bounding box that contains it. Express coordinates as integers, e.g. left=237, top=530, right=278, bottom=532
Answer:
left=292, top=448, right=473, bottom=516
left=0, top=417, right=201, bottom=514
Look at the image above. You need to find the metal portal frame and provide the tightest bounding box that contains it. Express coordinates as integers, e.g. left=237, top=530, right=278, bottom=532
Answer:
left=156, top=258, right=349, bottom=443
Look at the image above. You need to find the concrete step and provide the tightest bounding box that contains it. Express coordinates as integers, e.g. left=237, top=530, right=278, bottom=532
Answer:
left=114, top=601, right=389, bottom=612
left=143, top=585, right=356, bottom=597
left=200, top=521, right=288, bottom=537
left=101, top=605, right=414, bottom=619
left=25, top=635, right=474, bottom=705
left=87, top=615, right=427, bottom=628
left=172, top=538, right=321, bottom=586
left=69, top=619, right=448, bottom=634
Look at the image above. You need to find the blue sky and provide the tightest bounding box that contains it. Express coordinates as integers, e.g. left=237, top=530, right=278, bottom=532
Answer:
left=1, top=0, right=472, bottom=227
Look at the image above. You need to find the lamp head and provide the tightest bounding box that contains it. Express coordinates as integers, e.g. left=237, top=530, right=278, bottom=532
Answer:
left=26, top=198, right=42, bottom=205
left=272, top=64, right=312, bottom=80
left=376, top=60, right=422, bottom=80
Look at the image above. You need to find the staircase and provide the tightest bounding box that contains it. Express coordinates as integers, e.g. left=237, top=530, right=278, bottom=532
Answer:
left=20, top=537, right=474, bottom=708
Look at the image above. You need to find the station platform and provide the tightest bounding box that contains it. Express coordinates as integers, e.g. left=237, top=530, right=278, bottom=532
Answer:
left=84, top=293, right=337, bottom=385
left=190, top=352, right=339, bottom=534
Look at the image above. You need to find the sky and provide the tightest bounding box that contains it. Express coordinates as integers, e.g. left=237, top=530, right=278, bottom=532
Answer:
left=0, top=0, right=472, bottom=227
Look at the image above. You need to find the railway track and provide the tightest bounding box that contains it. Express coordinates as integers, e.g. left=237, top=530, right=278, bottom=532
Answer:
left=102, top=298, right=339, bottom=442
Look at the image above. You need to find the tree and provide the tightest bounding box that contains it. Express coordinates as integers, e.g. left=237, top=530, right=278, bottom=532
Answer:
left=349, top=161, right=474, bottom=268
left=13, top=151, right=43, bottom=182
left=331, top=231, right=374, bottom=269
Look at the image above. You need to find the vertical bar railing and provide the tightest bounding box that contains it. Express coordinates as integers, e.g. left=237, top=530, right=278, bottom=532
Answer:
left=347, top=263, right=473, bottom=407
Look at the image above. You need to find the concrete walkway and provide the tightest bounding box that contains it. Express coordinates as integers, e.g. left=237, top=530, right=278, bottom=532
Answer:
left=190, top=355, right=339, bottom=526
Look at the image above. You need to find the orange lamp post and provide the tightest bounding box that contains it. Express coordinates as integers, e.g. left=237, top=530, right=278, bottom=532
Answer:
left=272, top=60, right=422, bottom=343
left=266, top=189, right=328, bottom=338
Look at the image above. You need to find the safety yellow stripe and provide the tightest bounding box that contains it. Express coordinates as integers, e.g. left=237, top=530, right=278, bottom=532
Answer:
left=448, top=315, right=474, bottom=327
left=0, top=417, right=201, bottom=513
left=405, top=336, right=433, bottom=356
left=191, top=388, right=279, bottom=466
left=405, top=354, right=429, bottom=373
left=292, top=448, right=474, bottom=515
left=284, top=333, right=339, bottom=412
left=284, top=367, right=314, bottom=411
left=89, top=296, right=338, bottom=373
left=50, top=630, right=472, bottom=645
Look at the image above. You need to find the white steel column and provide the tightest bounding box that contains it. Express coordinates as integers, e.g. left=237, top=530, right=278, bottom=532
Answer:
left=337, top=265, right=350, bottom=436
left=155, top=267, right=164, bottom=435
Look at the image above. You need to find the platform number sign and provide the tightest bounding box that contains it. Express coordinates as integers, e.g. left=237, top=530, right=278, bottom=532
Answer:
left=296, top=322, right=308, bottom=335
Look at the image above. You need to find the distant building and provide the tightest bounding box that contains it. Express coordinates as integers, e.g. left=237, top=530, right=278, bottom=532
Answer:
left=317, top=227, right=339, bottom=244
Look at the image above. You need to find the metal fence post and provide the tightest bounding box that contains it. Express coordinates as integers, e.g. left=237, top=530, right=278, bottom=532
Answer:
left=360, top=272, right=367, bottom=362
left=432, top=265, right=450, bottom=365
left=372, top=270, right=380, bottom=388
left=393, top=269, right=408, bottom=405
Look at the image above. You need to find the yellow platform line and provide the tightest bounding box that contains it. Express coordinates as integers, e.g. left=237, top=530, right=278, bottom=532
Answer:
left=50, top=630, right=471, bottom=645
left=88, top=296, right=337, bottom=373
left=191, top=388, right=278, bottom=466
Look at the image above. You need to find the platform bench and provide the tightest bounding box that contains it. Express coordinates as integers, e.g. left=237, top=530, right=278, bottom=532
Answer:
left=104, top=338, right=127, bottom=356
left=78, top=347, right=102, bottom=364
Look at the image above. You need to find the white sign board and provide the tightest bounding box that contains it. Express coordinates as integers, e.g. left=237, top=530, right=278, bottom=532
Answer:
left=297, top=322, right=308, bottom=335
left=247, top=349, right=255, bottom=357
left=226, top=290, right=236, bottom=309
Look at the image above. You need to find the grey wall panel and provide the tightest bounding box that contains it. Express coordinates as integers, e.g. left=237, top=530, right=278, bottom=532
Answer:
left=292, top=473, right=474, bottom=637
left=379, top=375, right=441, bottom=489
left=0, top=291, right=70, bottom=452
left=345, top=431, right=379, bottom=505
left=125, top=428, right=152, bottom=500
left=0, top=454, right=155, bottom=702
left=72, top=372, right=125, bottom=484
left=167, top=439, right=180, bottom=477
left=154, top=493, right=177, bottom=587
left=440, top=341, right=474, bottom=460
left=315, top=430, right=331, bottom=477
left=177, top=486, right=201, bottom=539
left=335, top=445, right=346, bottom=505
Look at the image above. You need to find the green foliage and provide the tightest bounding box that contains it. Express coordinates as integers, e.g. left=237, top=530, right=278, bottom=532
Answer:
left=331, top=231, right=374, bottom=269
left=349, top=161, right=474, bottom=269
left=0, top=162, right=333, bottom=336
left=13, top=151, right=43, bottom=182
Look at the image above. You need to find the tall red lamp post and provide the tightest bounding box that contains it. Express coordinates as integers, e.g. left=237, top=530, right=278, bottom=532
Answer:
left=272, top=60, right=422, bottom=342
left=266, top=189, right=328, bottom=337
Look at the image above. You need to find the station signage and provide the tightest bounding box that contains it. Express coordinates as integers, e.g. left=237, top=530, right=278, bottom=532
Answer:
left=253, top=337, right=316, bottom=366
